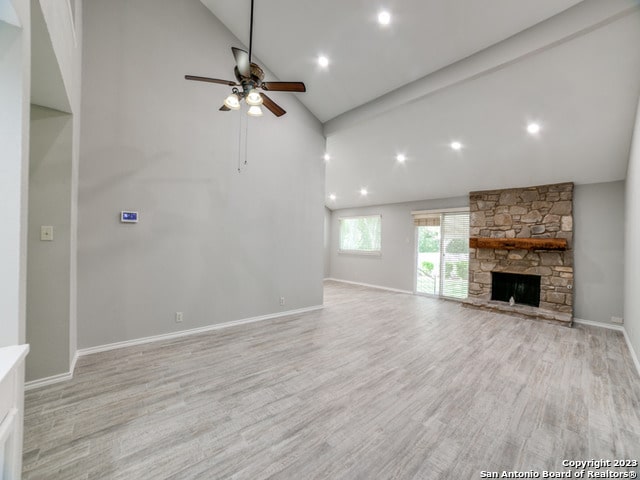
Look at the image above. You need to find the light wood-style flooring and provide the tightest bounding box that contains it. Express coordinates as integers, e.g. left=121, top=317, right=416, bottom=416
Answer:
left=23, top=281, right=640, bottom=479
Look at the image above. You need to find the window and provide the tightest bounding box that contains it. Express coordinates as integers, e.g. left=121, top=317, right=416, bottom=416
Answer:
left=339, top=215, right=381, bottom=254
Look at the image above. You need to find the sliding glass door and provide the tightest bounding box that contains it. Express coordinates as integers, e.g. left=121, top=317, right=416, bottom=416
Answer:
left=416, top=225, right=441, bottom=295
left=415, top=212, right=469, bottom=299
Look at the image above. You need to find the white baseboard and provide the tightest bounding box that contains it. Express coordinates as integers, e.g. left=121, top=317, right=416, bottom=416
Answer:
left=573, top=318, right=640, bottom=378
left=70, top=350, right=79, bottom=374
left=25, top=371, right=74, bottom=391
left=325, top=278, right=413, bottom=295
left=573, top=318, right=625, bottom=332
left=622, top=328, right=640, bottom=379
left=25, top=304, right=323, bottom=390
left=77, top=305, right=324, bottom=357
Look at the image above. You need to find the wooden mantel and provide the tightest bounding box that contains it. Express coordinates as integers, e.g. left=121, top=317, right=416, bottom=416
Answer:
left=469, top=237, right=568, bottom=251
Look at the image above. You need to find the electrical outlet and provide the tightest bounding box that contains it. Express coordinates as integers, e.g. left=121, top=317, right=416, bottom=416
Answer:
left=40, top=226, right=54, bottom=241
left=280, top=297, right=285, bottom=306
left=175, top=312, right=183, bottom=323
left=611, top=316, right=623, bottom=324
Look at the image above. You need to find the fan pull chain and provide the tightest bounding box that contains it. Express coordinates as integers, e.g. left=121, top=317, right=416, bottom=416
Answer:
left=244, top=115, right=249, bottom=166
left=237, top=109, right=243, bottom=172
left=237, top=107, right=250, bottom=172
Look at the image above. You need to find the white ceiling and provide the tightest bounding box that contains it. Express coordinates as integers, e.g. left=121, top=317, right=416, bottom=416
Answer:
left=201, top=0, right=640, bottom=210
left=202, top=0, right=583, bottom=122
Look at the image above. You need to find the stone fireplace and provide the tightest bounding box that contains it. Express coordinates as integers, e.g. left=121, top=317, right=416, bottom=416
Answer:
left=464, top=182, right=574, bottom=325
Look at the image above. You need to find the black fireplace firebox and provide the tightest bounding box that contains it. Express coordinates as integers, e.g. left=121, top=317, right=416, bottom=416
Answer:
left=491, top=272, right=541, bottom=308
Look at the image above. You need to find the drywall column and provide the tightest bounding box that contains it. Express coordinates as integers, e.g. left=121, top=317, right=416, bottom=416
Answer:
left=324, top=207, right=332, bottom=278
left=624, top=96, right=640, bottom=369
left=26, top=0, right=82, bottom=381
left=26, top=106, right=73, bottom=381
left=0, top=0, right=30, bottom=348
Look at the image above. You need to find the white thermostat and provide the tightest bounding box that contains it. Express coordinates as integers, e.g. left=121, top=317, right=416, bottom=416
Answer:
left=120, top=211, right=139, bottom=223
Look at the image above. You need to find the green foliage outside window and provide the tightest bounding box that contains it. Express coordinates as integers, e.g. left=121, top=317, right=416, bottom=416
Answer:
left=445, top=238, right=468, bottom=254
left=421, top=261, right=434, bottom=275
left=339, top=216, right=381, bottom=252
left=418, top=228, right=439, bottom=253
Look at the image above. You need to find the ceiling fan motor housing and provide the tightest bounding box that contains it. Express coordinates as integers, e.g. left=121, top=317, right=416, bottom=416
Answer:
left=234, top=63, right=265, bottom=92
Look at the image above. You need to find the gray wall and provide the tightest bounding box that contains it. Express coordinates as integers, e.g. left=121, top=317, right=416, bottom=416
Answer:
left=324, top=207, right=331, bottom=278
left=329, top=197, right=468, bottom=292
left=78, top=0, right=325, bottom=349
left=625, top=96, right=640, bottom=363
left=574, top=182, right=625, bottom=324
left=328, top=184, right=625, bottom=325
left=26, top=105, right=73, bottom=380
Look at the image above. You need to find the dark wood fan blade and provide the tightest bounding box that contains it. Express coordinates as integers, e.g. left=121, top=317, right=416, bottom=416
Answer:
left=231, top=47, right=250, bottom=78
left=185, top=75, right=237, bottom=86
left=219, top=105, right=231, bottom=111
left=261, top=81, right=306, bottom=92
left=260, top=93, right=286, bottom=117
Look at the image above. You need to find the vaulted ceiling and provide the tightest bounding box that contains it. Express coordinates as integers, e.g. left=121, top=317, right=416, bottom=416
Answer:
left=201, top=0, right=640, bottom=209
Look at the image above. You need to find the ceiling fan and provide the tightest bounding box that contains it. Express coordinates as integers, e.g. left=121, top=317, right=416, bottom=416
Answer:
left=185, top=0, right=306, bottom=117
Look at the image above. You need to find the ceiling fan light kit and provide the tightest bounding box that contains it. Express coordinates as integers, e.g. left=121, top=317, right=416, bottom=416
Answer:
left=246, top=89, right=263, bottom=106
left=223, top=92, right=241, bottom=110
left=247, top=105, right=263, bottom=117
left=185, top=0, right=305, bottom=118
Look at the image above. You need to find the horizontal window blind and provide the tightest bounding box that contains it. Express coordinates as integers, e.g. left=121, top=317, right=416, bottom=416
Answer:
left=441, top=212, right=470, bottom=299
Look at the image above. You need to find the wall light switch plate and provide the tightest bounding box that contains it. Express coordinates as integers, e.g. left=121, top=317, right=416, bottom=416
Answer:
left=40, top=226, right=53, bottom=241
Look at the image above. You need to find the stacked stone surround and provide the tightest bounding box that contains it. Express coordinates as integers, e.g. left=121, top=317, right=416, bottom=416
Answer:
left=465, top=182, right=574, bottom=325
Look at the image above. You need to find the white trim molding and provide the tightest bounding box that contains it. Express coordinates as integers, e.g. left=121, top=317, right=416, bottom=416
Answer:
left=573, top=318, right=625, bottom=331
left=78, top=305, right=323, bottom=356
left=25, top=371, right=74, bottom=391
left=26, top=351, right=79, bottom=391
left=26, top=304, right=324, bottom=390
left=325, top=278, right=413, bottom=295
left=623, top=328, right=640, bottom=379
left=574, top=318, right=640, bottom=378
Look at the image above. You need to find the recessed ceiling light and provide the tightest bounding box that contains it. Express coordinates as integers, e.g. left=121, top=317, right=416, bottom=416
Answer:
left=318, top=55, right=329, bottom=68
left=324, top=153, right=331, bottom=161
left=378, top=11, right=391, bottom=25
left=360, top=188, right=368, bottom=196
left=451, top=141, right=462, bottom=151
left=329, top=194, right=336, bottom=201
left=396, top=154, right=406, bottom=163
left=527, top=123, right=541, bottom=134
